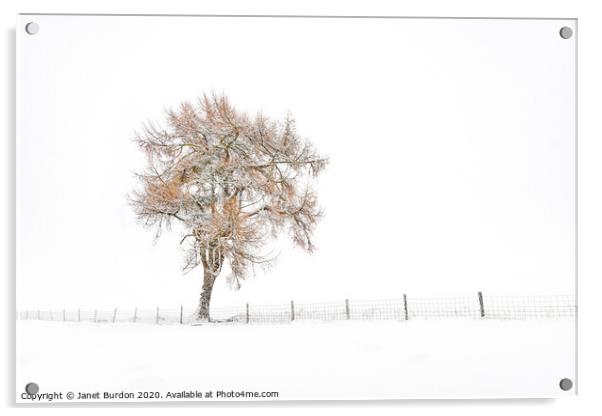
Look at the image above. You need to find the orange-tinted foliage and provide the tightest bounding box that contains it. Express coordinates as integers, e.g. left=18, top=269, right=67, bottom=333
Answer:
left=130, top=93, right=328, bottom=289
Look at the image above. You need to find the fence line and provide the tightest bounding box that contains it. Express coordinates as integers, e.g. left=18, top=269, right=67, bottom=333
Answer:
left=17, top=293, right=576, bottom=325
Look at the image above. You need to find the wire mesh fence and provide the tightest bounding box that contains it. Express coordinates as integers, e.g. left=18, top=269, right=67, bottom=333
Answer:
left=407, top=296, right=481, bottom=319
left=17, top=293, right=576, bottom=325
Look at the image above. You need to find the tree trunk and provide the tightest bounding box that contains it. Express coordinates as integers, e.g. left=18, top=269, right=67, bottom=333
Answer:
left=196, top=243, right=223, bottom=322
left=197, top=268, right=217, bottom=321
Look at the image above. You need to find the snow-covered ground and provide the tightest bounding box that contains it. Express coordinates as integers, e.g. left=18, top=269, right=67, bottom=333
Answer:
left=16, top=319, right=575, bottom=402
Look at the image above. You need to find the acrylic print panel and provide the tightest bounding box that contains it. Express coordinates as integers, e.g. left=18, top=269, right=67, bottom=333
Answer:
left=16, top=15, right=576, bottom=402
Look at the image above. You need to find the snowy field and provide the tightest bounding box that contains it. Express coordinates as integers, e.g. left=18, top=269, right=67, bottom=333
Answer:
left=16, top=319, right=575, bottom=402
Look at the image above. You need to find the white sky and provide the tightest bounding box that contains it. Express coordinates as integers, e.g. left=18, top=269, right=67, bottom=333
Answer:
left=16, top=16, right=576, bottom=309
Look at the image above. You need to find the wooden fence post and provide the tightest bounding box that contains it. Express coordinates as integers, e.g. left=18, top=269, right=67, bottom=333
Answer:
left=179, top=305, right=183, bottom=325
left=113, top=308, right=117, bottom=323
left=133, top=308, right=137, bottom=323
left=291, top=300, right=295, bottom=321
left=403, top=294, right=409, bottom=321
left=478, top=291, right=485, bottom=318
left=156, top=307, right=160, bottom=324
left=246, top=303, right=250, bottom=324
left=345, top=299, right=350, bottom=320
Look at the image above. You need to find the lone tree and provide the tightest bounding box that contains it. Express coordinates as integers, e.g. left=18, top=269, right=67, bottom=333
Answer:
left=131, top=93, right=328, bottom=321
